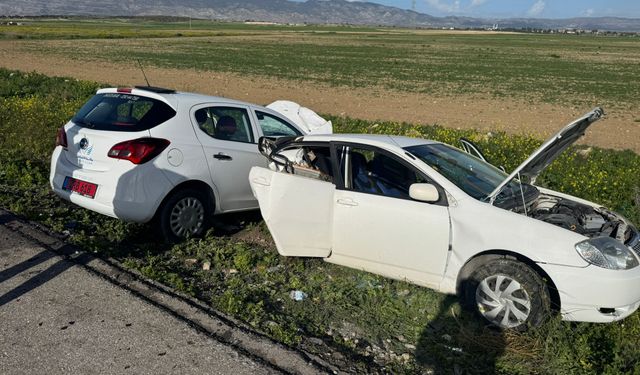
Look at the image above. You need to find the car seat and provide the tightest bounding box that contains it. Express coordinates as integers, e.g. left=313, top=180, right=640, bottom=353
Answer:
left=351, top=152, right=378, bottom=193
left=311, top=149, right=333, bottom=178
left=369, top=156, right=408, bottom=198
left=215, top=116, right=237, bottom=140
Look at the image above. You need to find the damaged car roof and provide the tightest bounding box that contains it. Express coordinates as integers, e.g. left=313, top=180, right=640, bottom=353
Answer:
left=299, top=133, right=440, bottom=148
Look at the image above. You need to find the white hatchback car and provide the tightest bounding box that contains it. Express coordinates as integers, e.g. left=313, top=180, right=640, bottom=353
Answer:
left=249, top=108, right=640, bottom=329
left=50, top=86, right=329, bottom=241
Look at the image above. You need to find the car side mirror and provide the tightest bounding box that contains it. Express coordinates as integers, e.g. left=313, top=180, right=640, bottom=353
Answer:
left=409, top=183, right=440, bottom=203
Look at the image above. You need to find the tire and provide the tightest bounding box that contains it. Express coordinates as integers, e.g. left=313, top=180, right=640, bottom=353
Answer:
left=158, top=188, right=212, bottom=243
left=464, top=258, right=551, bottom=330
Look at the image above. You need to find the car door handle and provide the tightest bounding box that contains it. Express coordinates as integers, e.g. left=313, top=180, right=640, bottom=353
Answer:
left=213, top=153, right=233, bottom=161
left=337, top=198, right=358, bottom=207
left=251, top=177, right=270, bottom=186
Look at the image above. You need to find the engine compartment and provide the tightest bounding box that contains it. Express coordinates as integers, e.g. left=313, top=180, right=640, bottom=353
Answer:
left=529, top=193, right=633, bottom=243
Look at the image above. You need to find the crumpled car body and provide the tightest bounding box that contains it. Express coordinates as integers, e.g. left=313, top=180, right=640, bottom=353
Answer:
left=249, top=108, right=640, bottom=329
left=267, top=100, right=332, bottom=135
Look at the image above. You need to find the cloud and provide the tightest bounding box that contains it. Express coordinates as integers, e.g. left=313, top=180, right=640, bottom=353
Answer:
left=470, top=0, right=488, bottom=6
left=424, top=0, right=461, bottom=13
left=582, top=8, right=595, bottom=17
left=527, top=0, right=545, bottom=16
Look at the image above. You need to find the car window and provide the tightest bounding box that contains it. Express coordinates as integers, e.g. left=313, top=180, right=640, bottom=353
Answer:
left=256, top=111, right=301, bottom=137
left=276, top=144, right=335, bottom=183
left=73, top=93, right=176, bottom=132
left=194, top=107, right=254, bottom=143
left=339, top=146, right=428, bottom=200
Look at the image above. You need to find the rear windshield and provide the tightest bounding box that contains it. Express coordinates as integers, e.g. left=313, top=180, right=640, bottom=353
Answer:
left=72, top=93, right=176, bottom=132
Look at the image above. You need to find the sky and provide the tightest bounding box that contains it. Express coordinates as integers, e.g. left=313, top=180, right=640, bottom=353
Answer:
left=345, top=0, right=640, bottom=19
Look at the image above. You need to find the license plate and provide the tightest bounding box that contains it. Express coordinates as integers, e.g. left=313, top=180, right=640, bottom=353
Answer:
left=62, top=177, right=98, bottom=199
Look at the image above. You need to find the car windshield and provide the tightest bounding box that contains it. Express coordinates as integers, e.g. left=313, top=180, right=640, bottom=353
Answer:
left=405, top=143, right=535, bottom=204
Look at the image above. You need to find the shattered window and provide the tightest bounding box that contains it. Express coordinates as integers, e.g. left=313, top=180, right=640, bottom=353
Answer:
left=279, top=144, right=335, bottom=183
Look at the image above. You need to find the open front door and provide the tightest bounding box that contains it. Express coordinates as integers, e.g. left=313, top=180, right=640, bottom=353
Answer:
left=249, top=166, right=334, bottom=257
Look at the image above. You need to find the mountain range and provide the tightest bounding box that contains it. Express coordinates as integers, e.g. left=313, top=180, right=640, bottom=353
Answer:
left=2, top=0, right=640, bottom=32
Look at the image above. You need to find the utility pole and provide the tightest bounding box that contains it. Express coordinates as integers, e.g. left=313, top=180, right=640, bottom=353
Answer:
left=412, top=0, right=416, bottom=12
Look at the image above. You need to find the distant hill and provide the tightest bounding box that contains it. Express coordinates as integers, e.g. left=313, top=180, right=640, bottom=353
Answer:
left=0, top=0, right=437, bottom=26
left=2, top=0, right=640, bottom=32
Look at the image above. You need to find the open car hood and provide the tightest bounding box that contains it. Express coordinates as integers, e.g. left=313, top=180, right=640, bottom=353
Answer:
left=488, top=107, right=604, bottom=204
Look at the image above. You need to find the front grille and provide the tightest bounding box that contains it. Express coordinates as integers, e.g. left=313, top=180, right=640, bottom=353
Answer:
left=633, top=241, right=640, bottom=256
left=631, top=232, right=640, bottom=257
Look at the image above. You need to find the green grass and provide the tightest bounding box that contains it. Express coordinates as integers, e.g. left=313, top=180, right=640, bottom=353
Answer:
left=0, top=17, right=385, bottom=39
left=1, top=69, right=640, bottom=373
left=8, top=18, right=640, bottom=109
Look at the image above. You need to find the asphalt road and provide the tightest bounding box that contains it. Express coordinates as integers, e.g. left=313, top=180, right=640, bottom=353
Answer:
left=0, top=211, right=328, bottom=375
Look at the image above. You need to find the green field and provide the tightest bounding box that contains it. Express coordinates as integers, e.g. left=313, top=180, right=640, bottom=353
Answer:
left=1, top=68, right=640, bottom=374
left=0, top=17, right=383, bottom=38
left=5, top=18, right=640, bottom=109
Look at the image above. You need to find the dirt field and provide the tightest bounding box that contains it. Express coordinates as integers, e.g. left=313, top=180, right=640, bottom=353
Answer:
left=3, top=41, right=639, bottom=153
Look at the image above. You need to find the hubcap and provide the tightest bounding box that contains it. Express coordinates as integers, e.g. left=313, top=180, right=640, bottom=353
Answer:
left=169, top=197, right=205, bottom=238
left=475, top=274, right=531, bottom=328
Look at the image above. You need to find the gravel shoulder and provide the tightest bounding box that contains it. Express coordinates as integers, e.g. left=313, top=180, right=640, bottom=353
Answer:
left=1, top=42, right=638, bottom=153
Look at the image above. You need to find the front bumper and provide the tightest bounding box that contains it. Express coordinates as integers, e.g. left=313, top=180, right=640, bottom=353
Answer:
left=540, top=262, right=640, bottom=323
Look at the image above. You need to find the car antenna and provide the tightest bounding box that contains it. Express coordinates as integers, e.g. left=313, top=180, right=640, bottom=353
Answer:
left=137, top=59, right=151, bottom=87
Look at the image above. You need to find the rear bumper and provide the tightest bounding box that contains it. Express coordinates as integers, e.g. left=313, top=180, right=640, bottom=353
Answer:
left=49, top=147, right=173, bottom=223
left=540, top=262, right=640, bottom=323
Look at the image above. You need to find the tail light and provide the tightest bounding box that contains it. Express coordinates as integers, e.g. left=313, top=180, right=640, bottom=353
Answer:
left=108, top=138, right=170, bottom=164
left=55, top=127, right=68, bottom=148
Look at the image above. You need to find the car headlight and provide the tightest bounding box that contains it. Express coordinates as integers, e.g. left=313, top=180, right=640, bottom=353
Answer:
left=575, top=237, right=639, bottom=270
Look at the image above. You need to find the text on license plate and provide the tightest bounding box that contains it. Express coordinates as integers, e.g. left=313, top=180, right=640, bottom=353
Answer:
left=62, top=177, right=98, bottom=199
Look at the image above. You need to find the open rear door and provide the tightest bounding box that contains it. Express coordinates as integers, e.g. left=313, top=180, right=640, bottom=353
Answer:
left=459, top=137, right=488, bottom=162
left=249, top=166, right=334, bottom=257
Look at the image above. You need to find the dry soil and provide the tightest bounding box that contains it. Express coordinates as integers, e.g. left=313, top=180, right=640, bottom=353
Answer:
left=2, top=41, right=639, bottom=153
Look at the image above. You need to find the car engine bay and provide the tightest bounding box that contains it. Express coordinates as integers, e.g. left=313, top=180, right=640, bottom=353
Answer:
left=529, top=193, right=637, bottom=245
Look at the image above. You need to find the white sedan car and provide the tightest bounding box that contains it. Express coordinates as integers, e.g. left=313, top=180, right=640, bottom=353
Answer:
left=50, top=86, right=331, bottom=241
left=249, top=108, right=640, bottom=329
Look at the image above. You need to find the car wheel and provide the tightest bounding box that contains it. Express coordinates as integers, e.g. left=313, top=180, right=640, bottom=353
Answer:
left=465, top=259, right=550, bottom=330
left=158, top=188, right=211, bottom=242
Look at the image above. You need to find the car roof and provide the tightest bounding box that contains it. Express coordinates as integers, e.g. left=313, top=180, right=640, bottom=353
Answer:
left=171, top=91, right=260, bottom=107
left=299, top=133, right=440, bottom=149
left=96, top=87, right=311, bottom=133
left=96, top=87, right=267, bottom=110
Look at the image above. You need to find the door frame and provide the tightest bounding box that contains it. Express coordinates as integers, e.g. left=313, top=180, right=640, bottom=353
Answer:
left=329, top=141, right=449, bottom=207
